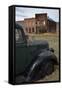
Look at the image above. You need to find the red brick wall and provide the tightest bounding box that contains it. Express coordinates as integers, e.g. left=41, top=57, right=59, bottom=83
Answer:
left=35, top=13, right=48, bottom=33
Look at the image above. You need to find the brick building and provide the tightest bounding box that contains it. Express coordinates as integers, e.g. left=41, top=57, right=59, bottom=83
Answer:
left=48, top=17, right=56, bottom=33
left=35, top=13, right=48, bottom=33
left=24, top=18, right=36, bottom=33
left=17, top=13, right=58, bottom=34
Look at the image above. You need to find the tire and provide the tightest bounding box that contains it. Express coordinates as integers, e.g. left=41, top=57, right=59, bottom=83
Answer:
left=43, top=60, right=54, bottom=75
left=26, top=61, right=47, bottom=82
left=26, top=64, right=42, bottom=82
left=26, top=54, right=57, bottom=82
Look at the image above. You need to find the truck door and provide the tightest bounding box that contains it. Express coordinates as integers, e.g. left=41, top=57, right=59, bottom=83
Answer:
left=16, top=28, right=28, bottom=75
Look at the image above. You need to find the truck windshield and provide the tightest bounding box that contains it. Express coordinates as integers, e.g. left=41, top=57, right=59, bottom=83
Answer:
left=16, top=29, right=24, bottom=43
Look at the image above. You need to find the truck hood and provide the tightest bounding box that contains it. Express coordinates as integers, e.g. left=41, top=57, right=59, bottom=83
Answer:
left=27, top=40, right=49, bottom=49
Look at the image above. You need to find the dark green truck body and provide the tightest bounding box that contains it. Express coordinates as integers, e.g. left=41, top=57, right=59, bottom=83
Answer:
left=15, top=23, right=58, bottom=83
left=16, top=40, right=49, bottom=75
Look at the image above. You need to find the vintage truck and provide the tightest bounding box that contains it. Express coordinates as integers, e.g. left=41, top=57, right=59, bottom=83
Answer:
left=15, top=23, right=58, bottom=83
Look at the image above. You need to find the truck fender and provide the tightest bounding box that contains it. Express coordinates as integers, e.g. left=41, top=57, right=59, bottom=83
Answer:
left=38, top=50, right=58, bottom=65
left=26, top=50, right=58, bottom=82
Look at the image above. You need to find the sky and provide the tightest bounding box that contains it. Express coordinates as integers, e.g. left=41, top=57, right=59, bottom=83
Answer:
left=16, top=7, right=59, bottom=22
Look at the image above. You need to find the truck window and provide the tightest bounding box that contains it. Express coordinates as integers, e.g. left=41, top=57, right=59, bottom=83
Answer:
left=16, top=29, right=24, bottom=43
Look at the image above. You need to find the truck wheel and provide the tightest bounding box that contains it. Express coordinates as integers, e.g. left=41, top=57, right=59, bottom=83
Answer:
left=26, top=61, right=47, bottom=82
left=43, top=59, right=54, bottom=75
left=26, top=55, right=57, bottom=82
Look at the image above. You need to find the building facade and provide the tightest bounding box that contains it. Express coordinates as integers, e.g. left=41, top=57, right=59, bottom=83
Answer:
left=17, top=13, right=58, bottom=34
left=35, top=13, right=48, bottom=34
left=24, top=18, right=36, bottom=33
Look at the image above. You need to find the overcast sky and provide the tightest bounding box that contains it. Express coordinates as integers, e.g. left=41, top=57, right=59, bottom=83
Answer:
left=16, top=7, right=59, bottom=22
